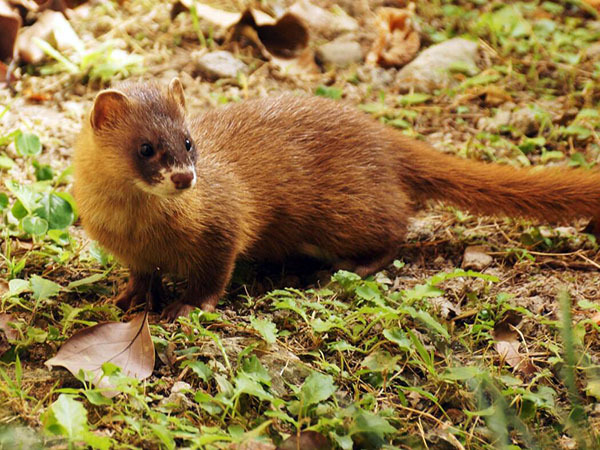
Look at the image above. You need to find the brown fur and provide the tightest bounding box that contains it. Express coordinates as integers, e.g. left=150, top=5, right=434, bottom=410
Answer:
left=73, top=80, right=600, bottom=319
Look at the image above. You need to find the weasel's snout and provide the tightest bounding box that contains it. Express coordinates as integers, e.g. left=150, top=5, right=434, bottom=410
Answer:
left=171, top=171, right=196, bottom=190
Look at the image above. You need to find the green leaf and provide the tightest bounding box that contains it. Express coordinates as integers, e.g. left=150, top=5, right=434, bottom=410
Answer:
left=43, top=394, right=88, bottom=439
left=33, top=160, right=53, bottom=181
left=67, top=273, right=106, bottom=290
left=0, top=192, right=8, bottom=210
left=0, top=154, right=14, bottom=170
left=5, top=181, right=37, bottom=213
left=30, top=275, right=62, bottom=300
left=300, top=372, right=336, bottom=408
left=350, top=410, right=396, bottom=437
left=382, top=328, right=412, bottom=351
left=182, top=360, right=213, bottom=382
left=398, top=93, right=430, bottom=105
left=234, top=372, right=274, bottom=402
left=34, top=193, right=75, bottom=229
left=15, top=133, right=42, bottom=156
left=11, top=200, right=28, bottom=219
left=415, top=310, right=450, bottom=340
left=241, top=355, right=271, bottom=385
left=21, top=216, right=48, bottom=236
left=249, top=316, right=278, bottom=344
left=315, top=85, right=342, bottom=100
left=7, top=278, right=30, bottom=297
left=441, top=366, right=484, bottom=381
left=149, top=424, right=175, bottom=450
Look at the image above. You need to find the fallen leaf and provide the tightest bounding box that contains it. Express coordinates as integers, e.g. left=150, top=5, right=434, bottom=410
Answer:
left=0, top=0, right=21, bottom=60
left=366, top=6, right=420, bottom=68
left=277, top=431, right=330, bottom=450
left=45, top=312, right=155, bottom=397
left=289, top=0, right=358, bottom=39
left=16, top=9, right=83, bottom=64
left=230, top=440, right=276, bottom=450
left=233, top=9, right=318, bottom=74
left=176, top=1, right=318, bottom=74
left=0, top=313, right=19, bottom=356
left=492, top=311, right=536, bottom=375
left=582, top=0, right=600, bottom=11
left=174, top=0, right=241, bottom=28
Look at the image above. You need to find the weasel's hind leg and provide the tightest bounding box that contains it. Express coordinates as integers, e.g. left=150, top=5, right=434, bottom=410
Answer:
left=335, top=248, right=400, bottom=278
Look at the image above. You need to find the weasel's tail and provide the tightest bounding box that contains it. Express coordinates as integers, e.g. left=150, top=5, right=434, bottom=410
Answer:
left=397, top=138, right=600, bottom=223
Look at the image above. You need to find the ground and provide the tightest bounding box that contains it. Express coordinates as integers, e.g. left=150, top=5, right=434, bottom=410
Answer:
left=1, top=0, right=600, bottom=449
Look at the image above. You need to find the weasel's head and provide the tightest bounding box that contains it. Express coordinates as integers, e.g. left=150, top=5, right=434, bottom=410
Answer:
left=88, top=78, right=197, bottom=197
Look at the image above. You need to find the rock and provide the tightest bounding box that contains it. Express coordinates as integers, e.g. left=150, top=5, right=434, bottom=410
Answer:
left=356, top=65, right=396, bottom=89
left=396, top=38, right=479, bottom=93
left=158, top=381, right=193, bottom=411
left=510, top=106, right=539, bottom=135
left=477, top=109, right=511, bottom=132
left=461, top=245, right=493, bottom=271
left=195, top=50, right=247, bottom=80
left=316, top=39, right=363, bottom=67
left=478, top=106, right=539, bottom=135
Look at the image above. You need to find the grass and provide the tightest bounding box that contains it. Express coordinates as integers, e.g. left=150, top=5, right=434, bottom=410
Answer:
left=1, top=0, right=600, bottom=448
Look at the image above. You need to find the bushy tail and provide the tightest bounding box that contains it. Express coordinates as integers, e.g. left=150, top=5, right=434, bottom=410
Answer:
left=397, top=138, right=600, bottom=223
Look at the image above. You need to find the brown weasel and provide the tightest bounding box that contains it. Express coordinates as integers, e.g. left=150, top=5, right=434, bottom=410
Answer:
left=73, top=78, right=600, bottom=319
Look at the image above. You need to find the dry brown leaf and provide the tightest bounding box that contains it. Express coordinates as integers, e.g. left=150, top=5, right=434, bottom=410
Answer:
left=229, top=440, right=276, bottom=450
left=0, top=313, right=19, bottom=341
left=175, top=0, right=241, bottom=28
left=288, top=0, right=358, bottom=39
left=233, top=9, right=318, bottom=74
left=582, top=0, right=600, bottom=11
left=492, top=311, right=536, bottom=375
left=176, top=1, right=317, bottom=74
left=366, top=6, right=420, bottom=68
left=277, top=431, right=330, bottom=450
left=0, top=0, right=21, bottom=60
left=0, top=313, right=19, bottom=356
left=16, top=9, right=83, bottom=64
left=45, top=312, right=155, bottom=397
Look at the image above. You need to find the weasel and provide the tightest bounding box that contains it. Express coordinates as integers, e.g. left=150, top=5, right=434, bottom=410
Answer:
left=73, top=78, right=600, bottom=319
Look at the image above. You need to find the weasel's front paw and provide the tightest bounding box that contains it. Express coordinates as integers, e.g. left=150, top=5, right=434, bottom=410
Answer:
left=114, top=287, right=145, bottom=311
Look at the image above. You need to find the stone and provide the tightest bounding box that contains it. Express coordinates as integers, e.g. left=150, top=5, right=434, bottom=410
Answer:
left=195, top=50, right=247, bottom=80
left=316, top=39, right=363, bottom=67
left=396, top=38, right=479, bottom=93
left=461, top=245, right=493, bottom=271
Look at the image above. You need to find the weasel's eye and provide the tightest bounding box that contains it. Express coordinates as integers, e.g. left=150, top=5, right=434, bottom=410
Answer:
left=139, top=143, right=154, bottom=158
left=185, top=139, right=192, bottom=151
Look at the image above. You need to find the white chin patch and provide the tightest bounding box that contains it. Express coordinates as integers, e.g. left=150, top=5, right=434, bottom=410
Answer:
left=136, top=166, right=197, bottom=197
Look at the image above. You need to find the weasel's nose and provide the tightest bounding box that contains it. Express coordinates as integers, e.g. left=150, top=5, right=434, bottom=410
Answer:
left=171, top=172, right=195, bottom=190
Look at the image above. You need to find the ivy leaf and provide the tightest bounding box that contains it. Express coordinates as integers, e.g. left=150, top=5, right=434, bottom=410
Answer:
left=233, top=372, right=274, bottom=402
left=30, top=275, right=62, bottom=301
left=241, top=355, right=271, bottom=385
left=382, top=328, right=412, bottom=351
left=249, top=316, right=278, bottom=344
left=299, top=372, right=336, bottom=409
left=33, top=160, right=54, bottom=181
left=181, top=360, right=213, bottom=383
left=22, top=216, right=49, bottom=236
left=43, top=394, right=88, bottom=439
left=350, top=410, right=396, bottom=440
left=34, top=193, right=74, bottom=229
left=15, top=133, right=42, bottom=157
left=0, top=154, right=13, bottom=170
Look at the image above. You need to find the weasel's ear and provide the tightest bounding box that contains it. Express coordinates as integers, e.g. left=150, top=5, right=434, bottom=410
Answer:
left=168, top=78, right=186, bottom=112
left=90, top=90, right=130, bottom=131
